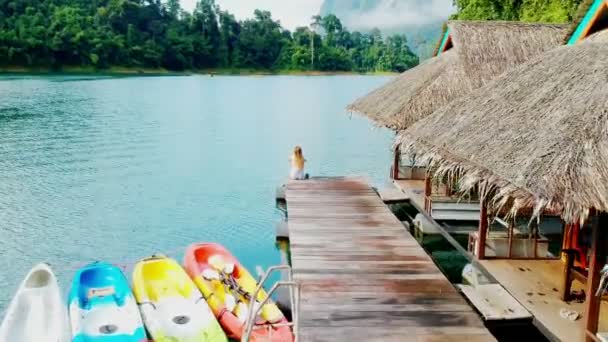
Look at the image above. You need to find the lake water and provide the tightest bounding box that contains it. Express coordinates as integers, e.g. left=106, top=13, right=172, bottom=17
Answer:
left=0, top=74, right=393, bottom=310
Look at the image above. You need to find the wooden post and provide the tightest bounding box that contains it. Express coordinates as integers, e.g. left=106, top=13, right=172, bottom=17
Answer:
left=561, top=245, right=575, bottom=301
left=444, top=177, right=451, bottom=197
left=561, top=223, right=572, bottom=301
left=477, top=197, right=488, bottom=259
left=424, top=173, right=432, bottom=212
left=392, top=146, right=400, bottom=180
left=562, top=221, right=571, bottom=261
left=584, top=211, right=607, bottom=342
left=533, top=220, right=539, bottom=259
left=507, top=217, right=514, bottom=258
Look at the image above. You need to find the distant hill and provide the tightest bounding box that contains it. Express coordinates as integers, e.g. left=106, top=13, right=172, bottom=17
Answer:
left=319, top=0, right=455, bottom=59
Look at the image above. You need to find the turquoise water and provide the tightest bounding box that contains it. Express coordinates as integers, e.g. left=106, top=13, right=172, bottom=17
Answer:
left=0, top=75, right=392, bottom=310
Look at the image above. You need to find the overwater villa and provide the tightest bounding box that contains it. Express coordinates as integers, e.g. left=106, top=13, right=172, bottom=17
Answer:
left=349, top=20, right=567, bottom=225
left=347, top=2, right=608, bottom=341
left=396, top=28, right=608, bottom=342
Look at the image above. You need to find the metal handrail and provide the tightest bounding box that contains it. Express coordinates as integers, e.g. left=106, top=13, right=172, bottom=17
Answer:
left=242, top=265, right=300, bottom=342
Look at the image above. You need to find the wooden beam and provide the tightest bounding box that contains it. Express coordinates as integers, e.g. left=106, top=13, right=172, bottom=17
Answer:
left=484, top=256, right=559, bottom=260
left=444, top=176, right=451, bottom=197
left=533, top=233, right=538, bottom=258
left=477, top=198, right=488, bottom=260
left=561, top=222, right=575, bottom=301
left=424, top=173, right=432, bottom=212
left=507, top=217, right=514, bottom=259
left=562, top=221, right=571, bottom=260
left=561, top=244, right=575, bottom=301
left=584, top=211, right=607, bottom=342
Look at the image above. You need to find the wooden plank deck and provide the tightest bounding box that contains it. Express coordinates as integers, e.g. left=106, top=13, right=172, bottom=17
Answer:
left=480, top=259, right=608, bottom=342
left=394, top=179, right=426, bottom=209
left=286, top=177, right=496, bottom=342
left=377, top=186, right=410, bottom=203
left=457, top=284, right=531, bottom=321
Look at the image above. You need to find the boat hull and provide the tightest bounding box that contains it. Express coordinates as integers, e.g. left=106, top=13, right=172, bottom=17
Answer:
left=0, top=263, right=70, bottom=342
left=184, top=243, right=294, bottom=342
left=68, top=262, right=146, bottom=342
left=132, top=255, right=227, bottom=342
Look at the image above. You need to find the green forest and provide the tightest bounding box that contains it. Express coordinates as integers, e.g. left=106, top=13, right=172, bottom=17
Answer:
left=452, top=0, right=586, bottom=23
left=0, top=0, right=420, bottom=73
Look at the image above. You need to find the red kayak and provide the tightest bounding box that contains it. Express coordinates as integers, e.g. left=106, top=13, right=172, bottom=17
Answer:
left=184, top=243, right=294, bottom=342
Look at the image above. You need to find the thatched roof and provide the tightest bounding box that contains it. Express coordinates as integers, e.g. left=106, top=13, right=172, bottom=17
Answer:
left=346, top=50, right=473, bottom=130
left=397, top=35, right=608, bottom=223
left=348, top=21, right=569, bottom=130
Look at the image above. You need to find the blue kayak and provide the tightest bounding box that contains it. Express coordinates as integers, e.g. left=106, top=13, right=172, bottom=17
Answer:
left=68, top=262, right=147, bottom=342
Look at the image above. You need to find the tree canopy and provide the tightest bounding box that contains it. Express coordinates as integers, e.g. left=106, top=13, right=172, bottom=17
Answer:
left=0, top=0, right=419, bottom=72
left=452, top=0, right=584, bottom=23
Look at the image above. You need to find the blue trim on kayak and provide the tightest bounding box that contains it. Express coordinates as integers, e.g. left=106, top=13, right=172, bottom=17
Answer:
left=68, top=262, right=147, bottom=342
left=68, top=262, right=131, bottom=309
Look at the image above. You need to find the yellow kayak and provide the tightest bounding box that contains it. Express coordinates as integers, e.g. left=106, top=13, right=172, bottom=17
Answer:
left=132, top=255, right=227, bottom=342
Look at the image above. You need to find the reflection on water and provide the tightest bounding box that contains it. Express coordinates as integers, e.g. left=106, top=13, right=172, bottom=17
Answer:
left=0, top=75, right=393, bottom=310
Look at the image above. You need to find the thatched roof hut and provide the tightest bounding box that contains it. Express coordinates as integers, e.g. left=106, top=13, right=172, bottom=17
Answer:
left=348, top=21, right=568, bottom=130
left=346, top=49, right=472, bottom=130
left=396, top=32, right=608, bottom=223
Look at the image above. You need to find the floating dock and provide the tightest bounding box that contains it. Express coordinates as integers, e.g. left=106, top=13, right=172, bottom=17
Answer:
left=393, top=179, right=481, bottom=224
left=284, top=177, right=496, bottom=341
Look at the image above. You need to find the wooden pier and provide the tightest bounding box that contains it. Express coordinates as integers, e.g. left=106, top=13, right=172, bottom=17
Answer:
left=285, top=177, right=495, bottom=342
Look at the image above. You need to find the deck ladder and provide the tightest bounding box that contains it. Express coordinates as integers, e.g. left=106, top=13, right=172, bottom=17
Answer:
left=243, top=265, right=300, bottom=342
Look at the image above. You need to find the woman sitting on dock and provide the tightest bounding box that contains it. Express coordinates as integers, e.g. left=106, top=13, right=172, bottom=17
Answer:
left=289, top=146, right=308, bottom=180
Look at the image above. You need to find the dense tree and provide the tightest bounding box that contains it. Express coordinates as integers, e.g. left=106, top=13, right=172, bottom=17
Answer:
left=165, top=0, right=180, bottom=19
left=320, top=14, right=342, bottom=46
left=452, top=0, right=584, bottom=22
left=0, top=0, right=419, bottom=72
left=217, top=10, right=239, bottom=67
left=233, top=10, right=284, bottom=69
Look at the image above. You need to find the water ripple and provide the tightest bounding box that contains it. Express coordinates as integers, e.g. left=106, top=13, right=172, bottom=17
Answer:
left=0, top=74, right=393, bottom=311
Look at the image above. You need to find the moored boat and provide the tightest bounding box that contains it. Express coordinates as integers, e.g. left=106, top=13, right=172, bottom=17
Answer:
left=0, top=263, right=70, bottom=342
left=68, top=262, right=146, bottom=342
left=132, top=255, right=227, bottom=342
left=184, top=243, right=294, bottom=342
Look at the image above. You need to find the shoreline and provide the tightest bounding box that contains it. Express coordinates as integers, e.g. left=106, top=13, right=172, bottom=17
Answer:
left=0, top=66, right=398, bottom=77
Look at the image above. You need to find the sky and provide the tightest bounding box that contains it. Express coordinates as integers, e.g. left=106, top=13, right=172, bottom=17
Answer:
left=345, top=0, right=455, bottom=30
left=181, top=0, right=324, bottom=30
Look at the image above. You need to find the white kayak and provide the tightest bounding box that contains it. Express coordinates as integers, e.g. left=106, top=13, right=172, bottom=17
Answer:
left=0, top=263, right=70, bottom=342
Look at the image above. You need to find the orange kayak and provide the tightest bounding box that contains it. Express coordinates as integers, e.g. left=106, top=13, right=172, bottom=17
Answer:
left=184, top=243, right=294, bottom=342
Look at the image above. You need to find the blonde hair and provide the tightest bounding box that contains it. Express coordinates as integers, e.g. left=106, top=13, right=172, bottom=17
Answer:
left=292, top=146, right=305, bottom=169
left=294, top=146, right=303, bottom=158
